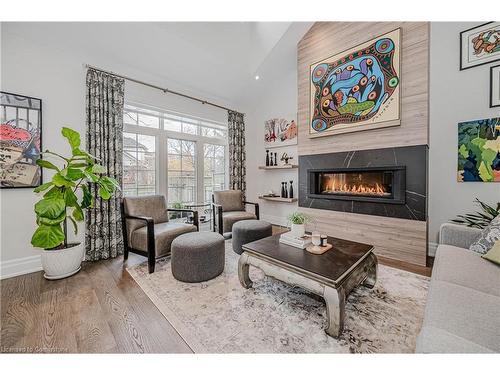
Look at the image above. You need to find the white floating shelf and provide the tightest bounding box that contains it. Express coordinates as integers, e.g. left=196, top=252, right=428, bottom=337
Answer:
left=258, top=165, right=298, bottom=170
left=258, top=196, right=298, bottom=203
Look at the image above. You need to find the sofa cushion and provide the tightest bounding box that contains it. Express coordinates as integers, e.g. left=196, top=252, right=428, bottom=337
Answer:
left=434, top=244, right=500, bottom=297
left=416, top=326, right=495, bottom=353
left=439, top=223, right=481, bottom=249
left=222, top=211, right=257, bottom=233
left=420, top=279, right=500, bottom=352
left=131, top=222, right=197, bottom=257
left=482, top=240, right=500, bottom=266
left=469, top=215, right=500, bottom=254
left=214, top=190, right=244, bottom=212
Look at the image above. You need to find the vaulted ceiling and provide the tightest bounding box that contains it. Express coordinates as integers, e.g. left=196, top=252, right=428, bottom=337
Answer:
left=2, top=22, right=312, bottom=107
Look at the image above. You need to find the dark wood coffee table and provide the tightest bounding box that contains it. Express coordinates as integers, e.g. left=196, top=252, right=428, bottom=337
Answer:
left=238, top=234, right=377, bottom=338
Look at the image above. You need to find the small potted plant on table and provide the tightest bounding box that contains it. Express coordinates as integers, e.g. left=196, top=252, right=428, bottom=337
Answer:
left=31, top=127, right=119, bottom=280
left=287, top=211, right=311, bottom=238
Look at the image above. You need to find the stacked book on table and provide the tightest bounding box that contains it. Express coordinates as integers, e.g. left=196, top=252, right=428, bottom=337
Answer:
left=279, top=232, right=312, bottom=249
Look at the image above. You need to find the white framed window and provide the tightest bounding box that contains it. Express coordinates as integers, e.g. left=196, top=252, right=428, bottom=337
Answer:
left=203, top=143, right=226, bottom=204
left=122, top=132, right=156, bottom=196
left=122, top=103, right=228, bottom=207
left=167, top=138, right=197, bottom=206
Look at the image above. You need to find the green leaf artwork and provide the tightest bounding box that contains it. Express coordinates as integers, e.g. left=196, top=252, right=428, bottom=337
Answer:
left=31, top=127, right=119, bottom=250
left=457, top=117, right=500, bottom=182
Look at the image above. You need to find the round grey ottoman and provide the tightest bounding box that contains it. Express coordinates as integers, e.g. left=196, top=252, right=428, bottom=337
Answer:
left=171, top=232, right=225, bottom=283
left=232, top=219, right=272, bottom=255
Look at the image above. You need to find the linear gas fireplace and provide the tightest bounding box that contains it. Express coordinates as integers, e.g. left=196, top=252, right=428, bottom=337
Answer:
left=298, top=146, right=427, bottom=221
left=308, top=166, right=406, bottom=204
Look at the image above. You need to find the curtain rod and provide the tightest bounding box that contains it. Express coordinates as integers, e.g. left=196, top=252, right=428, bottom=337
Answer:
left=84, top=64, right=240, bottom=114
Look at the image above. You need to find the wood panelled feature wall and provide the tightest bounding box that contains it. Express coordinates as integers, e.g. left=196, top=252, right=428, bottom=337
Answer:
left=298, top=22, right=429, bottom=155
left=301, top=207, right=428, bottom=266
left=297, top=22, right=429, bottom=266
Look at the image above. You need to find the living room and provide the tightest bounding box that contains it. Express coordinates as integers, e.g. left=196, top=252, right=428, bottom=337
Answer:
left=1, top=1, right=499, bottom=372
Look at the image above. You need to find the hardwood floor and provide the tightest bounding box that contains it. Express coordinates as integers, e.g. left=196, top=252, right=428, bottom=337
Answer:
left=377, top=255, right=433, bottom=277
left=1, top=225, right=432, bottom=353
left=0, top=254, right=192, bottom=353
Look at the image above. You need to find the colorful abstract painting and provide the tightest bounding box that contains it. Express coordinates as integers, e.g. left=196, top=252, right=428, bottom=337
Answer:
left=458, top=117, right=500, bottom=182
left=460, top=22, right=500, bottom=70
left=264, top=118, right=297, bottom=148
left=309, top=29, right=401, bottom=137
left=0, top=92, right=42, bottom=188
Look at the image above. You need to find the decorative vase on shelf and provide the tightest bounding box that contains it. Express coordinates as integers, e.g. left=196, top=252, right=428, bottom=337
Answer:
left=281, top=182, right=285, bottom=198
left=266, top=150, right=270, bottom=166
left=289, top=180, right=294, bottom=199
left=284, top=182, right=288, bottom=198
left=270, top=153, right=274, bottom=166
left=274, top=153, right=278, bottom=166
left=291, top=223, right=305, bottom=238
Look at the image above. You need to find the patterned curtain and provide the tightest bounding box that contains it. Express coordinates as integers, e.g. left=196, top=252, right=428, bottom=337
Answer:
left=228, top=110, right=246, bottom=200
left=85, top=68, right=125, bottom=261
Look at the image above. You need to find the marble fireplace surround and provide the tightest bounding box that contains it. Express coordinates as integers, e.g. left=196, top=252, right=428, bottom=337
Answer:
left=298, top=145, right=427, bottom=221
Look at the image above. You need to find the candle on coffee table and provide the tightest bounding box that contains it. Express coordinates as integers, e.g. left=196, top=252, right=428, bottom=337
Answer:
left=312, top=231, right=321, bottom=246
left=320, top=235, right=328, bottom=247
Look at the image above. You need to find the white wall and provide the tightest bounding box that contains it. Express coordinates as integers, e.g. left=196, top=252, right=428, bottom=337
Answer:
left=242, top=23, right=312, bottom=226
left=244, top=56, right=299, bottom=226
left=0, top=26, right=233, bottom=278
left=429, top=22, right=500, bottom=246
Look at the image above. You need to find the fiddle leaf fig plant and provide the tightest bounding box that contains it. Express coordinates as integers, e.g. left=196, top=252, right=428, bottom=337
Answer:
left=31, top=127, right=120, bottom=250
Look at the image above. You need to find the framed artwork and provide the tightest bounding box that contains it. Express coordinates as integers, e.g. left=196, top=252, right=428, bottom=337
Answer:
left=490, top=65, right=500, bottom=108
left=457, top=117, right=499, bottom=182
left=264, top=117, right=297, bottom=148
left=0, top=92, right=42, bottom=188
left=460, top=22, right=500, bottom=70
left=309, top=28, right=401, bottom=138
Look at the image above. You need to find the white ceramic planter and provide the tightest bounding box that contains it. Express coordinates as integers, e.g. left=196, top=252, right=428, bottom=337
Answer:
left=291, top=223, right=306, bottom=238
left=41, top=242, right=85, bottom=280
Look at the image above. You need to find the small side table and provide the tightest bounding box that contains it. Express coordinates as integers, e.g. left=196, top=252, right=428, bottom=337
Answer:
left=184, top=203, right=213, bottom=229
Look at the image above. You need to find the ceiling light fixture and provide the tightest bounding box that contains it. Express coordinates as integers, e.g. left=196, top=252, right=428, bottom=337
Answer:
left=255, top=75, right=260, bottom=80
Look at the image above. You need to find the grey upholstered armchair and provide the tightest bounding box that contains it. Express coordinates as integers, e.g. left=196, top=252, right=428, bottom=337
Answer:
left=121, top=195, right=199, bottom=273
left=211, top=190, right=259, bottom=236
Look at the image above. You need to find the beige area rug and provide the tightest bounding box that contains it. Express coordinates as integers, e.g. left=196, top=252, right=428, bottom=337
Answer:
left=127, top=241, right=429, bottom=353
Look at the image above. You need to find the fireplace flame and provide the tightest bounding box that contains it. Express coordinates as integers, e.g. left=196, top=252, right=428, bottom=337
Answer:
left=324, top=180, right=389, bottom=196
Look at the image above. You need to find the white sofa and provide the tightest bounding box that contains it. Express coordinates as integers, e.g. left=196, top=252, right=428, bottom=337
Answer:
left=416, top=223, right=500, bottom=353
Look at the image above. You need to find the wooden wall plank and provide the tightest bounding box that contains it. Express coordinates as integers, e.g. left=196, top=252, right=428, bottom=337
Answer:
left=297, top=22, right=429, bottom=155
left=300, top=207, right=427, bottom=266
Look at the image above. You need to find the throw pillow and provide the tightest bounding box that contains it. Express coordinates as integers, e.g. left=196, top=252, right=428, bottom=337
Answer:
left=469, top=215, right=500, bottom=254
left=482, top=240, right=500, bottom=266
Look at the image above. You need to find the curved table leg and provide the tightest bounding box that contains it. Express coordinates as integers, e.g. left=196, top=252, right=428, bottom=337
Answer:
left=238, top=252, right=253, bottom=289
left=363, top=253, right=378, bottom=289
left=324, top=286, right=345, bottom=338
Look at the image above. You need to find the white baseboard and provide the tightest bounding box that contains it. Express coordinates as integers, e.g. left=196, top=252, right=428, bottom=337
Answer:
left=428, top=242, right=438, bottom=257
left=0, top=255, right=42, bottom=280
